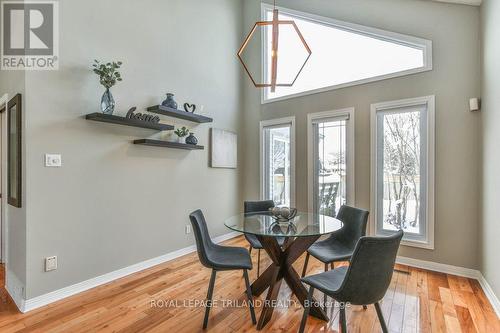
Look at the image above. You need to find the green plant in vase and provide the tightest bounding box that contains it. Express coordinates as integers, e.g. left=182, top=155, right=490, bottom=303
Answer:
left=92, top=60, right=123, bottom=115
left=174, top=126, right=190, bottom=143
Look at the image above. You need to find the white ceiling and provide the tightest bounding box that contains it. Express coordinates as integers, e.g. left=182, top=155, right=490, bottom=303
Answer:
left=432, top=0, right=482, bottom=6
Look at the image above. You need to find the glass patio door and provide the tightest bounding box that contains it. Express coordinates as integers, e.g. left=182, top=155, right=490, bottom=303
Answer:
left=312, top=115, right=349, bottom=217
left=263, top=125, right=291, bottom=207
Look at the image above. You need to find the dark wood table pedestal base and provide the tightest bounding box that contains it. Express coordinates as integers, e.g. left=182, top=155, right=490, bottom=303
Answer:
left=250, top=235, right=329, bottom=330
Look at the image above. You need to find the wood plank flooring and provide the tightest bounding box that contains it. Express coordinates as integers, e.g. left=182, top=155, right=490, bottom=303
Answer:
left=0, top=236, right=498, bottom=332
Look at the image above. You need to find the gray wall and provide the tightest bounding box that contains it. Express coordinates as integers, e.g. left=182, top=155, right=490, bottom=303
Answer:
left=23, top=0, right=243, bottom=298
left=242, top=0, right=481, bottom=269
left=0, top=70, right=27, bottom=295
left=480, top=0, right=500, bottom=298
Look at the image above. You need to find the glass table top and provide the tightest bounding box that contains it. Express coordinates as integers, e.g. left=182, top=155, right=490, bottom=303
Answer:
left=224, top=212, right=343, bottom=238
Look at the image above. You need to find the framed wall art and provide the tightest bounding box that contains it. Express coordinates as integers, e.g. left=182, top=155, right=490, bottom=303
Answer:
left=210, top=128, right=237, bottom=169
left=7, top=94, right=22, bottom=208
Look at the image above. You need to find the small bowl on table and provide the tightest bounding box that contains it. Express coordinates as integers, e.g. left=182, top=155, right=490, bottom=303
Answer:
left=268, top=207, right=298, bottom=224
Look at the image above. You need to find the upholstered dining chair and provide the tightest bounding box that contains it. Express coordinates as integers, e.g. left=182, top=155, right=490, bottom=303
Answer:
left=299, top=230, right=404, bottom=333
left=189, top=210, right=256, bottom=329
left=244, top=200, right=286, bottom=277
left=301, top=205, right=369, bottom=277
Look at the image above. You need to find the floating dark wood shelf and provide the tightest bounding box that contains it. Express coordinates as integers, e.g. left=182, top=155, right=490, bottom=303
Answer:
left=133, top=139, right=204, bottom=150
left=86, top=113, right=174, bottom=131
left=147, top=105, right=213, bottom=123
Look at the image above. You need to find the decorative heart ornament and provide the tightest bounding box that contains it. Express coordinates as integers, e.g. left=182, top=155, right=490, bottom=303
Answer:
left=184, top=103, right=196, bottom=113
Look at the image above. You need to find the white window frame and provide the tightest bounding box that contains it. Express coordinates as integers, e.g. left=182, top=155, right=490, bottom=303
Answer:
left=307, top=108, right=355, bottom=214
left=261, top=3, right=433, bottom=104
left=370, top=95, right=435, bottom=249
left=260, top=117, right=296, bottom=207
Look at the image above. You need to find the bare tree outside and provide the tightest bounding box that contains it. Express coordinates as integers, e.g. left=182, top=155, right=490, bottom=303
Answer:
left=382, top=111, right=421, bottom=233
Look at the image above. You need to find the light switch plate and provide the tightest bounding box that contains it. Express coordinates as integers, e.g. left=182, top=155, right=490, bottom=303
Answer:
left=45, top=256, right=57, bottom=272
left=185, top=225, right=191, bottom=234
left=45, top=154, right=62, bottom=167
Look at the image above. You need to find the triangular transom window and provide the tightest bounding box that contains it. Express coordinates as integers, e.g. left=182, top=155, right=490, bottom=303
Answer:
left=262, top=5, right=432, bottom=102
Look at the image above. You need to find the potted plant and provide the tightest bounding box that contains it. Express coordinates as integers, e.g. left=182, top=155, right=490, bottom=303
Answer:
left=174, top=126, right=190, bottom=143
left=92, top=60, right=123, bottom=115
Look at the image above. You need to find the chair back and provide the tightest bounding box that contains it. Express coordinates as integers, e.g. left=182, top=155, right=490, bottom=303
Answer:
left=244, top=200, right=275, bottom=214
left=189, top=210, right=216, bottom=269
left=336, top=230, right=404, bottom=305
left=243, top=200, right=275, bottom=245
left=335, top=205, right=369, bottom=247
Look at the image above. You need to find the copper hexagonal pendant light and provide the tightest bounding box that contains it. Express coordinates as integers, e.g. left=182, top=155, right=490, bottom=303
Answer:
left=237, top=2, right=312, bottom=92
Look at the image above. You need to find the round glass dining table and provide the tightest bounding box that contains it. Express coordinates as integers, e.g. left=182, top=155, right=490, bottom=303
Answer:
left=224, top=212, right=343, bottom=330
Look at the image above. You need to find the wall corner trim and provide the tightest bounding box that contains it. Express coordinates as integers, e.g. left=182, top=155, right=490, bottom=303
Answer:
left=5, top=269, right=26, bottom=312
left=397, top=256, right=500, bottom=317
left=10, top=231, right=240, bottom=313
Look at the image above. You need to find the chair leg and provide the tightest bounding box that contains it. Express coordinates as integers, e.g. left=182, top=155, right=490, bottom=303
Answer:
left=243, top=269, right=257, bottom=325
left=245, top=246, right=253, bottom=278
left=298, top=286, right=315, bottom=333
left=257, top=249, right=261, bottom=277
left=243, top=245, right=253, bottom=276
left=340, top=305, right=348, bottom=333
left=374, top=302, right=388, bottom=333
left=301, top=253, right=310, bottom=278
left=323, top=263, right=329, bottom=309
left=203, top=270, right=217, bottom=329
left=331, top=262, right=335, bottom=270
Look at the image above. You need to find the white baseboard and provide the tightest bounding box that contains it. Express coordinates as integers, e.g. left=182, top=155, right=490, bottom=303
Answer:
left=397, top=256, right=500, bottom=317
left=396, top=256, right=481, bottom=279
left=5, top=269, right=26, bottom=312
left=17, top=231, right=240, bottom=313
left=477, top=273, right=500, bottom=317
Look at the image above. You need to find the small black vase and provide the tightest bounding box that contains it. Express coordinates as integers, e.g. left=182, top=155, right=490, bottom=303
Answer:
left=161, top=93, right=178, bottom=109
left=185, top=133, right=198, bottom=145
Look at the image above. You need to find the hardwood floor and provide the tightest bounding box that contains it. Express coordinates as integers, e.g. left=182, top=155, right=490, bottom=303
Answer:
left=0, top=236, right=498, bottom=332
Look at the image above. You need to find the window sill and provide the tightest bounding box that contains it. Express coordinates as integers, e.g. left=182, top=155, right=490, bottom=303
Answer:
left=401, top=238, right=435, bottom=250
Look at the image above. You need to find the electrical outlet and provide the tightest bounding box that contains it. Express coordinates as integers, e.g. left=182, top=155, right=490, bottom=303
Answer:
left=45, top=154, right=62, bottom=167
left=45, top=256, right=57, bottom=272
left=185, top=225, right=192, bottom=234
